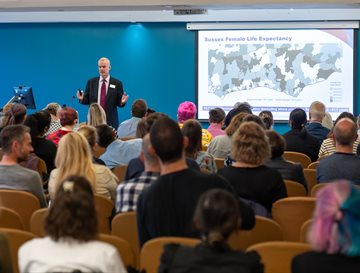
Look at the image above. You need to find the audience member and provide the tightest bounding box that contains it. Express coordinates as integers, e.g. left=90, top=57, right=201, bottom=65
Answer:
left=305, top=101, right=330, bottom=143
left=223, top=102, right=252, bottom=128
left=116, top=134, right=160, bottom=213
left=24, top=111, right=57, bottom=173
left=207, top=107, right=226, bottom=137
left=218, top=122, right=287, bottom=213
left=265, top=130, right=308, bottom=191
left=5, top=103, right=27, bottom=126
left=177, top=101, right=212, bottom=149
left=137, top=117, right=255, bottom=246
left=207, top=112, right=248, bottom=158
left=77, top=125, right=105, bottom=165
left=292, top=181, right=360, bottom=273
left=0, top=125, right=47, bottom=207
left=49, top=133, right=118, bottom=202
left=159, top=189, right=263, bottom=273
left=182, top=119, right=217, bottom=173
left=18, top=175, right=126, bottom=273
left=319, top=112, right=360, bottom=158
left=87, top=103, right=107, bottom=127
left=283, top=108, right=320, bottom=162
left=0, top=103, right=14, bottom=132
left=43, top=102, right=62, bottom=136
left=46, top=107, right=78, bottom=146
left=117, top=99, right=147, bottom=138
left=97, top=124, right=142, bottom=168
left=317, top=118, right=360, bottom=184
left=124, top=113, right=200, bottom=180
left=322, top=112, right=333, bottom=130
left=259, top=110, right=274, bottom=130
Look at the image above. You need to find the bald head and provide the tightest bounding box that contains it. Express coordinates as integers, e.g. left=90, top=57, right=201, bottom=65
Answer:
left=309, top=101, right=326, bottom=122
left=334, top=118, right=357, bottom=147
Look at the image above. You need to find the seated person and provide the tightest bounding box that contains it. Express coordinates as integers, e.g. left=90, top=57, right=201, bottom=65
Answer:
left=305, top=101, right=330, bottom=144
left=18, top=176, right=126, bottom=273
left=97, top=124, right=142, bottom=168
left=117, top=99, right=147, bottom=138
left=218, top=122, right=287, bottom=213
left=283, top=108, right=320, bottom=162
left=292, top=181, right=360, bottom=273
left=177, top=101, right=212, bottom=150
left=317, top=118, right=360, bottom=184
left=319, top=112, right=360, bottom=158
left=207, top=108, right=226, bottom=138
left=182, top=119, right=217, bottom=173
left=49, top=133, right=117, bottom=202
left=46, top=107, right=78, bottom=146
left=87, top=103, right=107, bottom=127
left=159, top=189, right=263, bottom=273
left=265, top=130, right=308, bottom=191
left=77, top=125, right=105, bottom=165
left=259, top=110, right=274, bottom=130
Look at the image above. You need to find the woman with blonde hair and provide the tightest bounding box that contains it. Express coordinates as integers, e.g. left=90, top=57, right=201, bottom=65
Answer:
left=77, top=125, right=105, bottom=165
left=48, top=132, right=117, bottom=202
left=87, top=103, right=107, bottom=127
left=218, top=122, right=287, bottom=213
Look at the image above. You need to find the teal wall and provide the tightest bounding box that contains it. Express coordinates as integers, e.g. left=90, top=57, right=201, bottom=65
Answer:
left=0, top=23, right=358, bottom=134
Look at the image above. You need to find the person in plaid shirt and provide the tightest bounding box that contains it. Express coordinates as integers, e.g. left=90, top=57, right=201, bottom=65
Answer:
left=115, top=133, right=160, bottom=213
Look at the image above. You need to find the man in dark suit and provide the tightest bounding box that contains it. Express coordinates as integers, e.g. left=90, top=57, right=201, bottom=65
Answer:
left=77, top=57, right=128, bottom=128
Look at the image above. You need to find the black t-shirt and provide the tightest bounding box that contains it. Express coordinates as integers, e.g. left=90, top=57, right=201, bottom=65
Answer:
left=292, top=251, right=360, bottom=273
left=137, top=168, right=254, bottom=246
left=218, top=165, right=287, bottom=212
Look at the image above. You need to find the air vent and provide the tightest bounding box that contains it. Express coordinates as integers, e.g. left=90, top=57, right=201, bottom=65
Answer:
left=173, top=9, right=208, bottom=15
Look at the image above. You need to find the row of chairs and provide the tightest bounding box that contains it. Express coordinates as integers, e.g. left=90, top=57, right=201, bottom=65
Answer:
left=1, top=196, right=317, bottom=270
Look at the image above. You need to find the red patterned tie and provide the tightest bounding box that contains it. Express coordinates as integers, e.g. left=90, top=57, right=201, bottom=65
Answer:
left=100, top=78, right=107, bottom=110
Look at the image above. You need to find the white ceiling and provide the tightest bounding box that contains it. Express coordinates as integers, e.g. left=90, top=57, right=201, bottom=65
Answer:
left=0, top=0, right=359, bottom=22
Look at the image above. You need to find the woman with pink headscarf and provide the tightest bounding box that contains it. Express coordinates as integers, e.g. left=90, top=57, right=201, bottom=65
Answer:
left=292, top=181, right=360, bottom=273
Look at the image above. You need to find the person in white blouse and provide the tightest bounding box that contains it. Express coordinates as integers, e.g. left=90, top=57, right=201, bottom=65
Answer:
left=18, top=175, right=126, bottom=273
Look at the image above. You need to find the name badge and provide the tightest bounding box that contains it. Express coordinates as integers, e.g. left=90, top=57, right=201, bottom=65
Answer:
left=110, top=84, right=116, bottom=88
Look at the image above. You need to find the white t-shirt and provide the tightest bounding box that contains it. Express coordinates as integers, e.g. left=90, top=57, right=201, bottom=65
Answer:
left=18, top=237, right=127, bottom=273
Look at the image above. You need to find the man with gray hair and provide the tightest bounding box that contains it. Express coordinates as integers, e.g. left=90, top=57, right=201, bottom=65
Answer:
left=305, top=101, right=330, bottom=143
left=317, top=118, right=360, bottom=184
left=0, top=125, right=47, bottom=207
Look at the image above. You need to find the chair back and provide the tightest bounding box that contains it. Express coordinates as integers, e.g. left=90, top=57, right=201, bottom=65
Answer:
left=111, top=211, right=139, bottom=266
left=30, top=208, right=49, bottom=237
left=307, top=161, right=319, bottom=169
left=140, top=237, right=200, bottom=273
left=214, top=158, right=225, bottom=170
left=94, top=195, right=114, bottom=234
left=283, top=151, right=311, bottom=168
left=0, top=228, right=35, bottom=273
left=310, top=183, right=329, bottom=197
left=228, top=216, right=282, bottom=250
left=0, top=207, right=24, bottom=230
left=303, top=168, right=317, bottom=195
left=0, top=190, right=41, bottom=230
left=247, top=241, right=311, bottom=273
left=99, top=233, right=136, bottom=269
left=284, top=180, right=307, bottom=197
left=112, top=165, right=128, bottom=183
left=272, top=197, right=315, bottom=241
left=299, top=219, right=314, bottom=243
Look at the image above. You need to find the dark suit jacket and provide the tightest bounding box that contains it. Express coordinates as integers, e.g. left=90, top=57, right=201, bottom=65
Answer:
left=81, top=76, right=125, bottom=128
left=265, top=156, right=308, bottom=191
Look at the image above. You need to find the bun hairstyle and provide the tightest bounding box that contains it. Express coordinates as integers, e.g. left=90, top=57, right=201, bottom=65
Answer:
left=289, top=108, right=308, bottom=139
left=45, top=175, right=98, bottom=242
left=193, top=189, right=241, bottom=250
